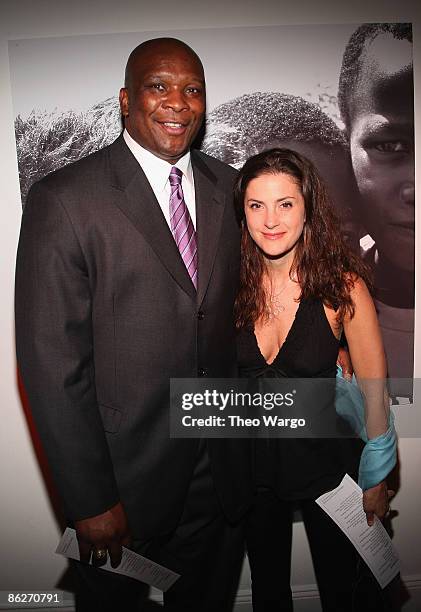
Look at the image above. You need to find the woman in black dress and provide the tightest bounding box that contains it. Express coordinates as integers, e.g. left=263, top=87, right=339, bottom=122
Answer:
left=234, top=149, right=394, bottom=611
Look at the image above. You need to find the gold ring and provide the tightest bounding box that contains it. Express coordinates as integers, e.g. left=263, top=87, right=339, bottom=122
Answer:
left=93, top=548, right=107, bottom=560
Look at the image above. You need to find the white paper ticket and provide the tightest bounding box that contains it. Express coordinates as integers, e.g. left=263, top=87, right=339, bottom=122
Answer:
left=56, top=527, right=180, bottom=591
left=316, top=474, right=399, bottom=589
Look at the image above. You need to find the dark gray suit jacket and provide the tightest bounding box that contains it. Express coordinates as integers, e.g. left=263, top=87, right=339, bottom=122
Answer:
left=15, top=135, right=252, bottom=541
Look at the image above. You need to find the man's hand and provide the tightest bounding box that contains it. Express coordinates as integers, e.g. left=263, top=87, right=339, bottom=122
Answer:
left=75, top=501, right=131, bottom=568
left=337, top=346, right=353, bottom=381
left=363, top=481, right=395, bottom=526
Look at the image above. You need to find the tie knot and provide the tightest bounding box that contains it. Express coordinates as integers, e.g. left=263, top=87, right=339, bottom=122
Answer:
left=169, top=166, right=183, bottom=186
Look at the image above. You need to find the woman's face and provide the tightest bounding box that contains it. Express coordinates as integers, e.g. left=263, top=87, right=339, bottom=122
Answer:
left=244, top=172, right=306, bottom=261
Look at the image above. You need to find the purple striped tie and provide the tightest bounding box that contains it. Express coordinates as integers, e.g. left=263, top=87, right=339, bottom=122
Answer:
left=169, top=167, right=198, bottom=289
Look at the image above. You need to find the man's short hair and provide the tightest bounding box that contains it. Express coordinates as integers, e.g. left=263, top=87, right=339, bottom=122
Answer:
left=338, top=23, right=413, bottom=131
left=202, top=92, right=347, bottom=167
left=124, top=38, right=203, bottom=90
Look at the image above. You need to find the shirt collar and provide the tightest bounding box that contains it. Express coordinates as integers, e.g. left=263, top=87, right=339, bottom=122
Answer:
left=123, top=129, right=193, bottom=194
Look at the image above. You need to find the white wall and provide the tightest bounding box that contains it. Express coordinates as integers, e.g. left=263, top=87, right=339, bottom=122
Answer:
left=1, top=1, right=420, bottom=610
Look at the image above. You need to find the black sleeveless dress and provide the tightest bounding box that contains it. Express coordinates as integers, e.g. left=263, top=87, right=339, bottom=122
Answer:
left=237, top=297, right=362, bottom=500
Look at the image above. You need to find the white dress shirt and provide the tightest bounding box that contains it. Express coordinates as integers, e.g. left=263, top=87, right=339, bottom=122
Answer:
left=123, top=129, right=196, bottom=228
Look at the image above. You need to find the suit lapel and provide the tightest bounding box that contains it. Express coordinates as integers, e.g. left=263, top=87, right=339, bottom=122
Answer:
left=108, top=135, right=197, bottom=301
left=192, top=151, right=226, bottom=306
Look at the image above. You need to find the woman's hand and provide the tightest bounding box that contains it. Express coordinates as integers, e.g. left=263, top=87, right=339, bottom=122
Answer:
left=362, top=481, right=395, bottom=526
left=337, top=347, right=353, bottom=381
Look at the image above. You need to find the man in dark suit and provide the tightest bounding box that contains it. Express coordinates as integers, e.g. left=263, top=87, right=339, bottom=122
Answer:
left=15, top=38, right=252, bottom=611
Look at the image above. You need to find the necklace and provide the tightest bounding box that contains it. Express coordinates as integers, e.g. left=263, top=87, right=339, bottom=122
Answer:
left=266, top=279, right=290, bottom=319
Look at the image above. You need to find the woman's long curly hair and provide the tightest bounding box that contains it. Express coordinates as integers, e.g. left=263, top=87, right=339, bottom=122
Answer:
left=234, top=148, right=371, bottom=329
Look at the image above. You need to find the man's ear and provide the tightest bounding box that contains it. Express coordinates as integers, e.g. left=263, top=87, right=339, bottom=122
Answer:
left=119, top=88, right=129, bottom=117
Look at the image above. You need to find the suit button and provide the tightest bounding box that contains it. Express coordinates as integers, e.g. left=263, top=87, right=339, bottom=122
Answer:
left=197, top=311, right=205, bottom=320
left=198, top=368, right=207, bottom=377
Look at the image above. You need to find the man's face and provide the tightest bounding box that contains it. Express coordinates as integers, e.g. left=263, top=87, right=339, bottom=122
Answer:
left=348, top=33, right=414, bottom=271
left=120, top=44, right=206, bottom=164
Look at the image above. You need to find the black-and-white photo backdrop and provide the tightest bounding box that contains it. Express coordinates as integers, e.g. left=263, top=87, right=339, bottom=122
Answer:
left=9, top=23, right=414, bottom=399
